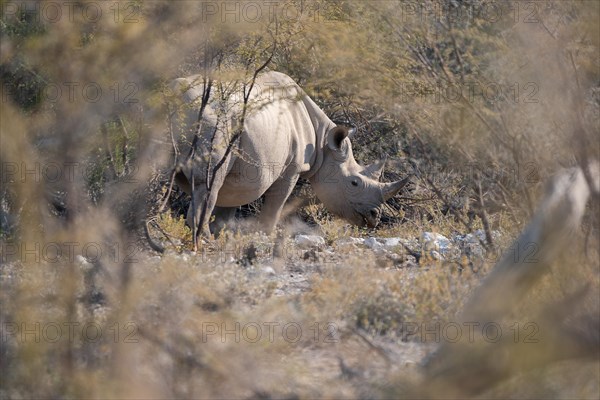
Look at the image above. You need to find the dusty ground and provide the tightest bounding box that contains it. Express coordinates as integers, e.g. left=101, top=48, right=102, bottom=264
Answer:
left=1, top=222, right=599, bottom=399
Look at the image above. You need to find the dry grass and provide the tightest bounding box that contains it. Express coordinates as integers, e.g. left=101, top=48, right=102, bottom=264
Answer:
left=2, top=205, right=598, bottom=398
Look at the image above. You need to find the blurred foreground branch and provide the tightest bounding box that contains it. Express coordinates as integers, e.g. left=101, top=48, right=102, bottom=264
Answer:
left=422, top=160, right=600, bottom=397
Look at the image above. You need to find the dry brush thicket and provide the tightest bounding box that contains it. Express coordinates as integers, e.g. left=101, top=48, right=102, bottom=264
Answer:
left=0, top=1, right=598, bottom=399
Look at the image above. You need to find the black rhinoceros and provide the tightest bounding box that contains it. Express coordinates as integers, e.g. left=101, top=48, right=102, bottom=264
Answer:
left=169, top=71, right=407, bottom=240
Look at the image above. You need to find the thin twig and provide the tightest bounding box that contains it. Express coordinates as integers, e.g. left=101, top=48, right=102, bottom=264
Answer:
left=118, top=116, right=129, bottom=175
left=476, top=173, right=494, bottom=248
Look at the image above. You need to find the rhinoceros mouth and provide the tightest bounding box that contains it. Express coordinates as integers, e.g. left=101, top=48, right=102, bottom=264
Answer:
left=358, top=209, right=380, bottom=229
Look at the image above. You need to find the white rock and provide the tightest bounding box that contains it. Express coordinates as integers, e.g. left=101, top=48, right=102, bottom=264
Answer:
left=364, top=237, right=384, bottom=250
left=452, top=230, right=501, bottom=260
left=262, top=266, right=276, bottom=275
left=421, top=232, right=452, bottom=255
left=294, top=234, right=325, bottom=248
left=422, top=231, right=451, bottom=246
left=358, top=236, right=412, bottom=253
left=386, top=252, right=402, bottom=261
left=382, top=237, right=403, bottom=248
left=334, top=237, right=365, bottom=247
left=473, top=229, right=487, bottom=241
left=456, top=229, right=501, bottom=245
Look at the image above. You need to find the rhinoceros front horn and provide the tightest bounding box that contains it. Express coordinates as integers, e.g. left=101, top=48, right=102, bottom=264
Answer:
left=381, top=177, right=410, bottom=201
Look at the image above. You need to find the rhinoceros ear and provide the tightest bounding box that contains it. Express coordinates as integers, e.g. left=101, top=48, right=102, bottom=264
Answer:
left=327, top=126, right=350, bottom=155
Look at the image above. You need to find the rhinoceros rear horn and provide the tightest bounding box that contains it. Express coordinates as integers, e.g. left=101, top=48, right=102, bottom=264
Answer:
left=381, top=177, right=410, bottom=201
left=362, top=155, right=387, bottom=181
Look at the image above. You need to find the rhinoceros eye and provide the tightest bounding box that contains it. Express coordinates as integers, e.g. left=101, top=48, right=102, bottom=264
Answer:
left=351, top=179, right=359, bottom=187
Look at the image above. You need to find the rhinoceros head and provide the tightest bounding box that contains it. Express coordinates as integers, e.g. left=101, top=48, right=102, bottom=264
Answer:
left=310, top=126, right=408, bottom=228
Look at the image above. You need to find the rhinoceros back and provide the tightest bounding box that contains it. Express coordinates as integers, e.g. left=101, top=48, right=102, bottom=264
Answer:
left=170, top=71, right=334, bottom=207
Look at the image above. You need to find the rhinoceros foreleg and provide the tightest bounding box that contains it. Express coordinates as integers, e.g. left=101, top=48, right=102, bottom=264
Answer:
left=210, top=207, right=237, bottom=236
left=260, top=174, right=299, bottom=233
left=186, top=162, right=231, bottom=241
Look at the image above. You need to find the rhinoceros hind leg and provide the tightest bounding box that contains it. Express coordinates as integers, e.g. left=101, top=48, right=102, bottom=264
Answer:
left=187, top=188, right=213, bottom=239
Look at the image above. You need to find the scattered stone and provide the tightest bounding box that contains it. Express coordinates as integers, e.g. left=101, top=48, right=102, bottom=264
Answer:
left=357, top=236, right=416, bottom=250
left=333, top=237, right=365, bottom=248
left=262, top=266, right=276, bottom=275
left=453, top=230, right=502, bottom=260
left=363, top=237, right=384, bottom=251
left=386, top=252, right=402, bottom=261
left=145, top=229, right=502, bottom=268
left=381, top=237, right=402, bottom=248
left=294, top=234, right=325, bottom=248
left=421, top=232, right=452, bottom=256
